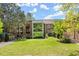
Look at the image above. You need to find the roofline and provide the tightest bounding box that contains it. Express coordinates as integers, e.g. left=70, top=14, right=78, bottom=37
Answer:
left=26, top=19, right=64, bottom=22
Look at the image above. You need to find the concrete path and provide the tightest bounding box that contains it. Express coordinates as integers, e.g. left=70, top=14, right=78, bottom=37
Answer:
left=0, top=41, right=14, bottom=48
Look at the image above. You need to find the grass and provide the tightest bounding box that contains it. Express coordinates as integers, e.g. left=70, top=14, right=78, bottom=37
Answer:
left=0, top=37, right=79, bottom=56
left=33, top=32, right=43, bottom=37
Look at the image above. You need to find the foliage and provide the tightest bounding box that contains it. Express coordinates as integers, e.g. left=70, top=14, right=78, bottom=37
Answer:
left=52, top=3, right=79, bottom=42
left=0, top=19, right=3, bottom=41
left=0, top=18, right=3, bottom=34
left=33, top=23, right=43, bottom=38
left=60, top=3, right=79, bottom=13
left=26, top=13, right=35, bottom=21
left=0, top=3, right=25, bottom=34
left=4, top=33, right=9, bottom=42
left=33, top=23, right=42, bottom=31
left=53, top=20, right=64, bottom=39
left=0, top=4, right=27, bottom=41
left=60, top=37, right=71, bottom=43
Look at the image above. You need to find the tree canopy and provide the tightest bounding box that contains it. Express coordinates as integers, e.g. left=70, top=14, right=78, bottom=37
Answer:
left=0, top=3, right=26, bottom=33
left=53, top=3, right=79, bottom=41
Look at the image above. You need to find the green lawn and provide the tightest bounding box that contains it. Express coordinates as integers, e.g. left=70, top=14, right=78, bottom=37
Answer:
left=0, top=37, right=79, bottom=56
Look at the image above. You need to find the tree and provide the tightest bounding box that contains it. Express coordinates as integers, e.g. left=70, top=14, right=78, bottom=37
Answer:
left=60, top=3, right=79, bottom=13
left=0, top=3, right=26, bottom=40
left=53, top=20, right=64, bottom=39
left=60, top=3, right=79, bottom=40
left=26, top=12, right=35, bottom=21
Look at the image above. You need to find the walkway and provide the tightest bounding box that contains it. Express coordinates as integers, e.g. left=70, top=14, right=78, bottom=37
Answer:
left=0, top=41, right=14, bottom=48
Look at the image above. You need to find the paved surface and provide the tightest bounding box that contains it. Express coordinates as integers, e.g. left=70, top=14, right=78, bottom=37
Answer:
left=0, top=41, right=14, bottom=48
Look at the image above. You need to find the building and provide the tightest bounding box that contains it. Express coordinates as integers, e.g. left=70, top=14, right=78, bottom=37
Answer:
left=15, top=20, right=53, bottom=39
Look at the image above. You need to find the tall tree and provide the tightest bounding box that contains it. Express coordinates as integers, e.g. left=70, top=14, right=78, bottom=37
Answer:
left=60, top=3, right=79, bottom=40
left=0, top=3, right=26, bottom=40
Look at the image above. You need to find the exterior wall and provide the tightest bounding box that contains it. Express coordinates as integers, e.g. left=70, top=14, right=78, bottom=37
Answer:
left=63, top=31, right=79, bottom=43
left=44, top=24, right=52, bottom=34
left=9, top=20, right=53, bottom=39
left=25, top=21, right=32, bottom=38
left=72, top=32, right=79, bottom=43
left=44, top=20, right=53, bottom=36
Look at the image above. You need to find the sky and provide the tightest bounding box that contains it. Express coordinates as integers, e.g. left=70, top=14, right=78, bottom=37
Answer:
left=17, top=3, right=65, bottom=20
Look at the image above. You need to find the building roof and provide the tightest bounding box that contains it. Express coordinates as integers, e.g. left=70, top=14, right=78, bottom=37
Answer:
left=32, top=19, right=53, bottom=24
left=26, top=19, right=63, bottom=24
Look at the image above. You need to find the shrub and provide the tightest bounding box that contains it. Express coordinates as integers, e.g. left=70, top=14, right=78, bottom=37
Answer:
left=0, top=34, right=5, bottom=42
left=0, top=19, right=3, bottom=34
left=4, top=33, right=9, bottom=42
left=60, top=36, right=71, bottom=43
left=8, top=34, right=15, bottom=41
left=48, top=33, right=53, bottom=36
left=0, top=34, right=2, bottom=42
left=63, top=38, right=71, bottom=43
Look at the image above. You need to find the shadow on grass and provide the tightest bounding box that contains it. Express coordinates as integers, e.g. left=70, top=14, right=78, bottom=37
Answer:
left=56, top=39, right=75, bottom=44
left=15, top=37, right=45, bottom=42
